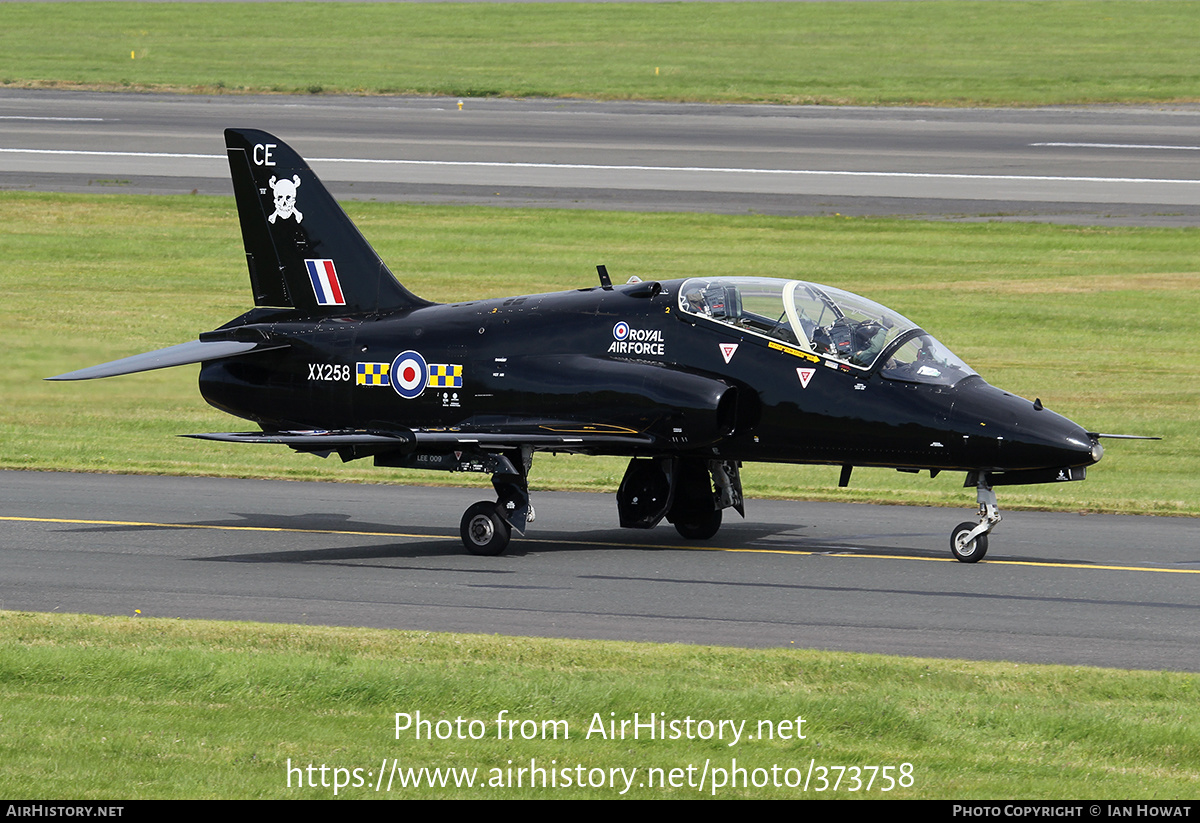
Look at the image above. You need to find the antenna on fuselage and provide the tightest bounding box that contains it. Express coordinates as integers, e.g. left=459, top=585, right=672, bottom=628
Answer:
left=596, top=264, right=613, bottom=289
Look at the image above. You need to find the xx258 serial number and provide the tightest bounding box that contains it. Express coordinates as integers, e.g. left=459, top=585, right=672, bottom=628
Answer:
left=308, top=363, right=351, bottom=381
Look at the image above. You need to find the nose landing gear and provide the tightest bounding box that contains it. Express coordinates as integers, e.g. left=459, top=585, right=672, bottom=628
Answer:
left=951, top=474, right=1001, bottom=562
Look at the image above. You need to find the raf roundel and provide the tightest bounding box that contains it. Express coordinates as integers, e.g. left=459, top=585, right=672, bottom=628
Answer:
left=390, top=350, right=429, bottom=399
left=613, top=321, right=630, bottom=341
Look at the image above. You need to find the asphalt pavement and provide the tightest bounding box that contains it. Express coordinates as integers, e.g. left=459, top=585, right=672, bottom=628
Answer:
left=4, top=91, right=1199, bottom=224
left=4, top=472, right=1197, bottom=671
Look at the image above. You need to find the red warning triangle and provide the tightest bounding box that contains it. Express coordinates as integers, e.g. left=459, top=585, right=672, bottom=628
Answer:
left=719, top=343, right=738, bottom=363
left=796, top=367, right=815, bottom=388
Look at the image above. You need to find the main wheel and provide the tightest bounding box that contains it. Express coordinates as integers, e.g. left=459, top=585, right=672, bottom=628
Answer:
left=951, top=521, right=988, bottom=563
left=673, top=507, right=722, bottom=540
left=461, top=501, right=511, bottom=556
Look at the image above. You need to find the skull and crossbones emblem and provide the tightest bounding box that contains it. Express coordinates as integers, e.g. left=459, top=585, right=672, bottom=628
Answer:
left=267, top=175, right=303, bottom=224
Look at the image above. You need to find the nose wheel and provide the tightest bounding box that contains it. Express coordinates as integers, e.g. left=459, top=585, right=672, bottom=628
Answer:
left=951, top=474, right=1000, bottom=563
left=951, top=521, right=988, bottom=562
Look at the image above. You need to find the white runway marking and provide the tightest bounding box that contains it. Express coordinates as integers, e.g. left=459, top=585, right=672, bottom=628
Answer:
left=2, top=147, right=1197, bottom=186
left=1032, top=142, right=1200, bottom=152
left=0, top=116, right=105, bottom=122
left=0, top=148, right=222, bottom=160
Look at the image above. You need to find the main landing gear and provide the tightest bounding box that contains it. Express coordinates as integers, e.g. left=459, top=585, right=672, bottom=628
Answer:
left=616, top=456, right=744, bottom=540
left=951, top=473, right=1001, bottom=563
left=457, top=447, right=534, bottom=556
left=403, top=449, right=741, bottom=556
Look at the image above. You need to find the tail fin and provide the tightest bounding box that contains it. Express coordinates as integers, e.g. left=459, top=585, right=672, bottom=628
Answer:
left=224, top=128, right=430, bottom=315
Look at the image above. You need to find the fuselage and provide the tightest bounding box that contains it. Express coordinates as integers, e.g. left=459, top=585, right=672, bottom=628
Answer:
left=198, top=276, right=1099, bottom=476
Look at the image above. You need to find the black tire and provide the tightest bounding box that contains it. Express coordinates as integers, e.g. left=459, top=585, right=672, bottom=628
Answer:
left=673, top=507, right=722, bottom=540
left=951, top=521, right=988, bottom=563
left=461, top=501, right=511, bottom=556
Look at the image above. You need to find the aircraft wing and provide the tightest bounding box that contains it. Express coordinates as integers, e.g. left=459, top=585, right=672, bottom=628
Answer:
left=47, top=339, right=289, bottom=381
left=185, top=430, right=416, bottom=448
left=187, top=427, right=655, bottom=452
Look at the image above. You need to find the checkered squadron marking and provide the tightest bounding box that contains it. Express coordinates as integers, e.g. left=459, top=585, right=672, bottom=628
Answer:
left=428, top=364, right=463, bottom=389
left=356, top=362, right=390, bottom=386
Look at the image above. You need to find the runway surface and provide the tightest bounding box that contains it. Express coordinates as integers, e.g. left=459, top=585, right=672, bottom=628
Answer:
left=3, top=90, right=1200, bottom=224
left=3, top=472, right=1198, bottom=671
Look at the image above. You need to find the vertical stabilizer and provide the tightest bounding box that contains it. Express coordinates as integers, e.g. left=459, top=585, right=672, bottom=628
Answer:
left=224, top=128, right=430, bottom=314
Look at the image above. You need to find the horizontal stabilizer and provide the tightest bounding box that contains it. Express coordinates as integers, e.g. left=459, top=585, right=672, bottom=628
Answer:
left=46, top=339, right=289, bottom=381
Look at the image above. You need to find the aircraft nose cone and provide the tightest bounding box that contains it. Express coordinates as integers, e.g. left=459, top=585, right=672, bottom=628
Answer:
left=952, top=380, right=1098, bottom=471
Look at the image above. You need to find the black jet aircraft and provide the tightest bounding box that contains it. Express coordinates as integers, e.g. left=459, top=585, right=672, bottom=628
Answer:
left=51, top=129, right=1125, bottom=561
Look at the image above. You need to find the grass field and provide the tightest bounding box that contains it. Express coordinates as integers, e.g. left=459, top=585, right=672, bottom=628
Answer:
left=2, top=611, right=1197, bottom=799
left=6, top=192, right=1196, bottom=515
left=1, top=1, right=1199, bottom=106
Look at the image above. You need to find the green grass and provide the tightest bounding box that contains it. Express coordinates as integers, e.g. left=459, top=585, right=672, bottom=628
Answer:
left=1, top=1, right=1198, bottom=106
left=2, top=611, right=1197, bottom=799
left=4, top=192, right=1197, bottom=516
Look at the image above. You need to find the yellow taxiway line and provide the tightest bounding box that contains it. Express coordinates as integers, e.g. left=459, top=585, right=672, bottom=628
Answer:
left=2, top=515, right=1195, bottom=574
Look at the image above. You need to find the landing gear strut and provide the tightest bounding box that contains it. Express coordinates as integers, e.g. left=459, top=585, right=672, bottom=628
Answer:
left=952, top=473, right=1001, bottom=563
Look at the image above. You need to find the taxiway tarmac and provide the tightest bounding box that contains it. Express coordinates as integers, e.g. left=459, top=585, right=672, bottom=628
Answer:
left=3, top=472, right=1197, bottom=671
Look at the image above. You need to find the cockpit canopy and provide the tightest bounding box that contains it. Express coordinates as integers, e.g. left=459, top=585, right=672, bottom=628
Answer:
left=678, top=277, right=977, bottom=386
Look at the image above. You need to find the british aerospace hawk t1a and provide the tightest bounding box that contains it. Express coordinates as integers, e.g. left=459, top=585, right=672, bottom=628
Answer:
left=51, top=129, right=1121, bottom=561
